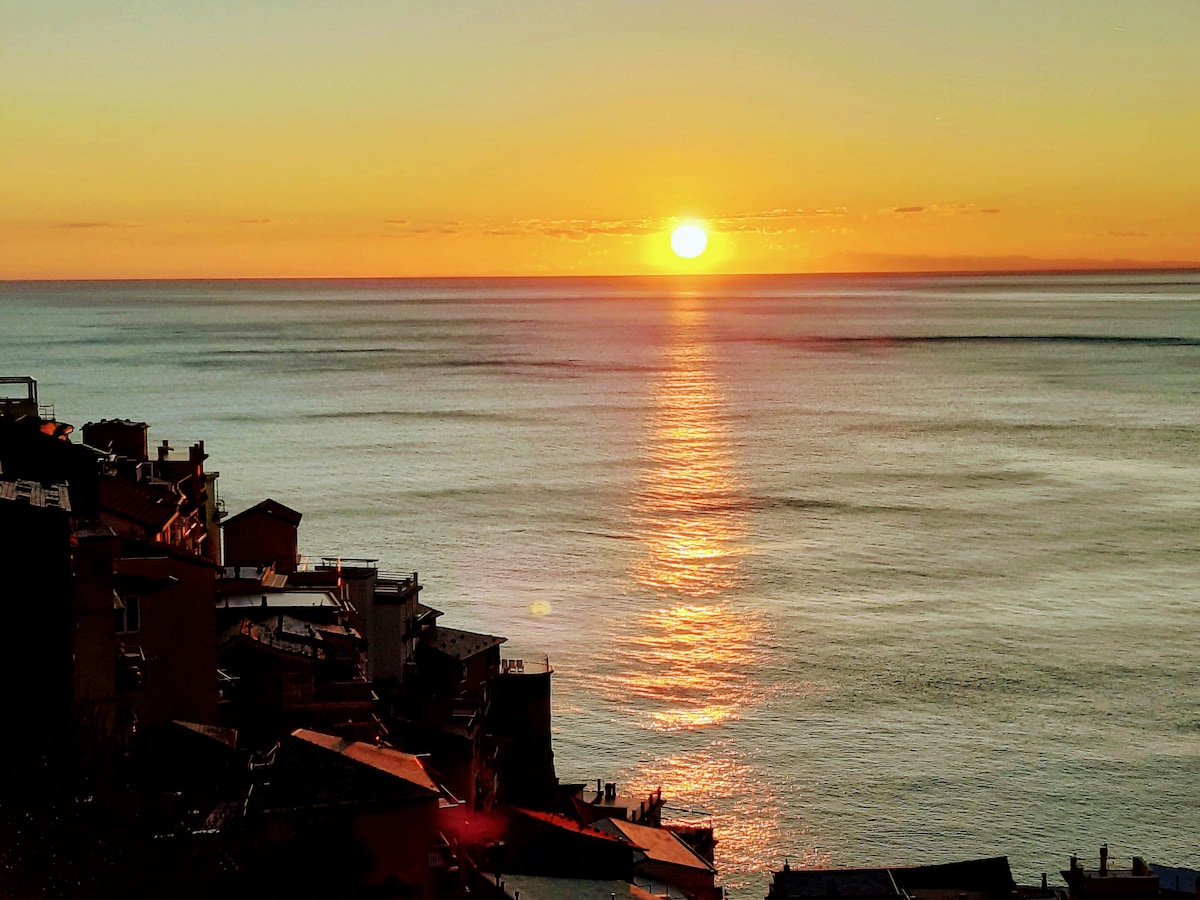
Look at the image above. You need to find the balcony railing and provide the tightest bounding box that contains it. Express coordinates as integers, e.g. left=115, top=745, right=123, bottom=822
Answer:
left=302, top=556, right=379, bottom=570
left=377, top=571, right=419, bottom=587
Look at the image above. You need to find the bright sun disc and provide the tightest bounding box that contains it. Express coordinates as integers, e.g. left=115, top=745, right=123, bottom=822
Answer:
left=670, top=224, right=708, bottom=259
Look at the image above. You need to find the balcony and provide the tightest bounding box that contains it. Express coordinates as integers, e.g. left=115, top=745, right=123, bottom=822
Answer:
left=500, top=655, right=552, bottom=675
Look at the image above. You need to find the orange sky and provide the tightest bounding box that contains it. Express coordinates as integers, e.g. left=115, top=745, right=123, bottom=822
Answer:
left=3, top=2, right=1198, bottom=278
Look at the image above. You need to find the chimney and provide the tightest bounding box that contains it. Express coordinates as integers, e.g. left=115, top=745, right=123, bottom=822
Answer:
left=1100, top=845, right=1108, bottom=876
left=1042, top=874, right=1048, bottom=891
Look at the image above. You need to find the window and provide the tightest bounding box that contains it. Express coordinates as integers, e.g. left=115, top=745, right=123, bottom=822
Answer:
left=115, top=595, right=141, bottom=633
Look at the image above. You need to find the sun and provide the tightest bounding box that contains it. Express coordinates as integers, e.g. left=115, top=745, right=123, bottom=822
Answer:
left=670, top=223, right=708, bottom=259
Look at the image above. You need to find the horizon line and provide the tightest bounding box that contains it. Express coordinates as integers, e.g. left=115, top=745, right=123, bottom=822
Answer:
left=4, top=264, right=1200, bottom=285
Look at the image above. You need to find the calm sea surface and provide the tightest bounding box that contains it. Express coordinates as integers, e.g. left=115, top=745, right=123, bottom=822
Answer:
left=3, top=273, right=1198, bottom=893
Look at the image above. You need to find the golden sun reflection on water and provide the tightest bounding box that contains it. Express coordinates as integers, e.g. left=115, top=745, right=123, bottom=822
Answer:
left=630, top=330, right=746, bottom=599
left=616, top=603, right=770, bottom=730
left=607, top=305, right=768, bottom=731
left=623, top=751, right=830, bottom=891
left=596, top=304, right=821, bottom=892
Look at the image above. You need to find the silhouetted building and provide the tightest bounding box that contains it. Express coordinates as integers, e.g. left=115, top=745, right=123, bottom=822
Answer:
left=0, top=376, right=41, bottom=420
left=83, top=420, right=223, bottom=564
left=594, top=816, right=720, bottom=900
left=1064, top=848, right=1160, bottom=900
left=216, top=613, right=375, bottom=743
left=768, top=857, right=1016, bottom=900
left=238, top=729, right=447, bottom=897
left=388, top=624, right=506, bottom=807
left=1, top=387, right=221, bottom=790
left=470, top=808, right=637, bottom=882
left=114, top=540, right=219, bottom=730
left=222, top=498, right=302, bottom=574
left=491, top=658, right=557, bottom=808
left=1, top=380, right=586, bottom=899
left=572, top=782, right=664, bottom=827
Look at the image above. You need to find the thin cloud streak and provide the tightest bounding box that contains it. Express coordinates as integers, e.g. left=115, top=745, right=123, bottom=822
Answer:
left=51, top=221, right=142, bottom=230
left=380, top=203, right=997, bottom=241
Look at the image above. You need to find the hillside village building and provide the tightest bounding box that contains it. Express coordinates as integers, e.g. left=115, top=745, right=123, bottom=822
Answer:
left=0, top=378, right=699, bottom=899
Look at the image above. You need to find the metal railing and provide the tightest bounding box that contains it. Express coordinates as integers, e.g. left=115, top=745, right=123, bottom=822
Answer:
left=377, top=571, right=419, bottom=585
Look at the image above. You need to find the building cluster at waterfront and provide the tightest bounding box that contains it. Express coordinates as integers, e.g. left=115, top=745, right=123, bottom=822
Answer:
left=0, top=377, right=719, bottom=899
left=1, top=376, right=1194, bottom=900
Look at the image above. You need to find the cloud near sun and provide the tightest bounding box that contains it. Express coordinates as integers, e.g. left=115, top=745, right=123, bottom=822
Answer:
left=378, top=204, right=1001, bottom=243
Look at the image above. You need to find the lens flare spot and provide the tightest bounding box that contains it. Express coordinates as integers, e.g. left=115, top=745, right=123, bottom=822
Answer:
left=529, top=599, right=553, bottom=617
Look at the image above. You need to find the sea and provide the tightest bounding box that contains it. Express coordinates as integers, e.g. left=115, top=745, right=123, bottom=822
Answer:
left=2, top=272, right=1198, bottom=894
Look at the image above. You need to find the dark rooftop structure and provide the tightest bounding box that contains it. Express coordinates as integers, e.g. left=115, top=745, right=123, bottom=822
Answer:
left=99, top=477, right=181, bottom=533
left=81, top=418, right=150, bottom=461
left=223, top=498, right=303, bottom=529
left=482, top=873, right=661, bottom=900
left=424, top=625, right=507, bottom=661
left=0, top=376, right=40, bottom=420
left=291, top=728, right=440, bottom=795
left=1150, top=864, right=1199, bottom=900
left=768, top=857, right=1016, bottom=900
left=222, top=497, right=304, bottom=574
left=254, top=728, right=439, bottom=814
left=896, top=857, right=1017, bottom=896
left=770, top=867, right=898, bottom=900
left=1063, top=847, right=1160, bottom=900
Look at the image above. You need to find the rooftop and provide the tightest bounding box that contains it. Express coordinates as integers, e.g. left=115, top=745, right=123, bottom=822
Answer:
left=0, top=478, right=72, bottom=512
left=219, top=616, right=328, bottom=661
left=595, top=819, right=716, bottom=873
left=773, top=858, right=1014, bottom=900
left=293, top=729, right=439, bottom=794
left=217, top=590, right=342, bottom=610
left=173, top=719, right=239, bottom=750
left=254, top=730, right=439, bottom=815
left=99, top=477, right=180, bottom=531
left=514, top=808, right=628, bottom=844
left=487, top=874, right=660, bottom=900
left=423, top=624, right=506, bottom=661
left=223, top=497, right=302, bottom=528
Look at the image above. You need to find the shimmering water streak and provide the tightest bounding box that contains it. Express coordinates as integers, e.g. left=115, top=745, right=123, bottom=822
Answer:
left=631, top=306, right=748, bottom=600
left=616, top=303, right=765, bottom=728
left=609, top=303, right=784, bottom=885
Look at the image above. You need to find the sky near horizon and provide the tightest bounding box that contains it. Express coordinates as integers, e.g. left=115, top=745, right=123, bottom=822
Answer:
left=3, top=1, right=1199, bottom=279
